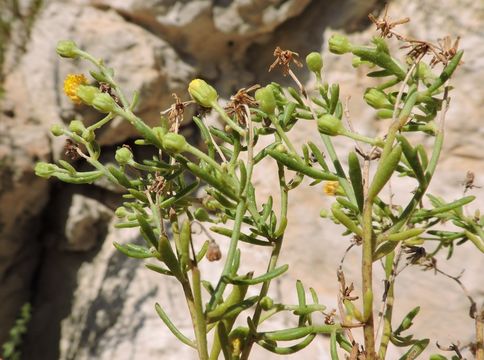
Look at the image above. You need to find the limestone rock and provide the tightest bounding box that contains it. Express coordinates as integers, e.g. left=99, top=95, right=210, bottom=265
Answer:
left=0, top=0, right=482, bottom=358
left=0, top=120, right=51, bottom=343
left=64, top=194, right=112, bottom=251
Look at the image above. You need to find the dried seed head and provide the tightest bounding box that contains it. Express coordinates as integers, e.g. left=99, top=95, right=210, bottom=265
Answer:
left=269, top=46, right=303, bottom=76
left=206, top=240, right=222, bottom=262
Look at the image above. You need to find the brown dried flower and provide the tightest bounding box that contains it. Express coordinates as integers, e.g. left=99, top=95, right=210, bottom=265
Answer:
left=224, top=85, right=259, bottom=125
left=269, top=47, right=303, bottom=76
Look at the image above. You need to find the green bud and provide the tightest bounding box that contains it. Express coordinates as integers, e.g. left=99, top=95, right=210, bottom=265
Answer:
left=50, top=124, right=64, bottom=137
left=81, top=129, right=95, bottom=142
left=376, top=108, right=394, bottom=119
left=275, top=144, right=287, bottom=153
left=35, top=162, right=57, bottom=178
left=305, top=52, right=323, bottom=73
left=162, top=132, right=188, bottom=153
left=188, top=79, right=218, bottom=108
left=56, top=40, right=80, bottom=58
left=364, top=88, right=392, bottom=109
left=194, top=208, right=210, bottom=222
left=114, top=206, right=128, bottom=218
left=115, top=147, right=133, bottom=165
left=92, top=93, right=118, bottom=113
left=317, top=114, right=344, bottom=136
left=372, top=36, right=390, bottom=55
left=76, top=85, right=101, bottom=105
left=68, top=120, right=86, bottom=135
left=416, top=62, right=437, bottom=87
left=152, top=126, right=167, bottom=144
left=328, top=34, right=353, bottom=55
left=319, top=209, right=330, bottom=218
left=254, top=86, right=276, bottom=115
left=352, top=56, right=373, bottom=68
left=203, top=196, right=222, bottom=211
left=260, top=296, right=274, bottom=310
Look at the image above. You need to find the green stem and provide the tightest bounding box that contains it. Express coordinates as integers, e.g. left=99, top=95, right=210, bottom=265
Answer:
left=207, top=199, right=246, bottom=311
left=240, top=164, right=288, bottom=360
left=78, top=50, right=130, bottom=108
left=192, top=267, right=209, bottom=360
left=378, top=252, right=396, bottom=359
left=362, top=198, right=376, bottom=358
left=211, top=102, right=246, bottom=137
left=87, top=113, right=114, bottom=131
left=341, top=130, right=384, bottom=147
left=186, top=144, right=225, bottom=173
left=268, top=114, right=299, bottom=157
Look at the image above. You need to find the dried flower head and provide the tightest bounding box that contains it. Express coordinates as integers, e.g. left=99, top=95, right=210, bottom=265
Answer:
left=64, top=139, right=80, bottom=160
left=167, top=93, right=186, bottom=132
left=269, top=47, right=303, bottom=76
left=148, top=174, right=167, bottom=195
left=368, top=5, right=409, bottom=39
left=99, top=82, right=119, bottom=104
left=224, top=85, right=259, bottom=125
left=64, top=74, right=88, bottom=104
left=206, top=240, right=222, bottom=262
left=323, top=181, right=340, bottom=196
left=431, top=36, right=461, bottom=67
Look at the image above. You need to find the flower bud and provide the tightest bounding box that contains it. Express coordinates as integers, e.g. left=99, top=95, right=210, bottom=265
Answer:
left=114, top=206, right=128, bottom=218
left=162, top=132, right=188, bottom=153
left=364, top=88, right=392, bottom=109
left=50, top=124, right=64, bottom=137
left=194, top=208, right=210, bottom=222
left=376, top=109, right=394, bottom=119
left=317, top=114, right=344, bottom=136
left=275, top=144, right=287, bottom=153
left=115, top=147, right=133, bottom=165
left=351, top=56, right=373, bottom=68
left=68, top=120, right=86, bottom=135
left=56, top=40, right=80, bottom=58
left=328, top=34, right=353, bottom=55
left=81, top=129, right=95, bottom=143
left=416, top=62, right=437, bottom=87
left=254, top=86, right=276, bottom=115
left=305, top=52, right=323, bottom=73
left=92, top=93, right=118, bottom=113
left=202, top=196, right=222, bottom=211
left=188, top=79, right=218, bottom=108
left=260, top=296, right=274, bottom=310
left=35, top=162, right=57, bottom=178
left=76, top=85, right=100, bottom=105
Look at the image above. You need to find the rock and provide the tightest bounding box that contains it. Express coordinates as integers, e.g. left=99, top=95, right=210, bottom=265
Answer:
left=2, top=2, right=195, bottom=149
left=64, top=194, right=112, bottom=251
left=1, top=0, right=483, bottom=358
left=0, top=120, right=51, bottom=343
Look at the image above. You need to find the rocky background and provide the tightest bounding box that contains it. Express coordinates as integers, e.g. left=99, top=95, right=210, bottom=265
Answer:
left=0, top=0, right=483, bottom=359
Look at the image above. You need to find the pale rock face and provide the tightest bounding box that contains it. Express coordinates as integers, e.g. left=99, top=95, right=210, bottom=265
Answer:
left=0, top=0, right=483, bottom=359
left=64, top=194, right=112, bottom=251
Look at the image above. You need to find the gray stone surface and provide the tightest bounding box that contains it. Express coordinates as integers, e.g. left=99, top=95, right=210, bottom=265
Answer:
left=0, top=0, right=482, bottom=358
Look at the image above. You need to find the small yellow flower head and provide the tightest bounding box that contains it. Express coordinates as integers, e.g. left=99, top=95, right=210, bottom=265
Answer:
left=231, top=338, right=241, bottom=356
left=64, top=74, right=87, bottom=104
left=323, top=181, right=340, bottom=196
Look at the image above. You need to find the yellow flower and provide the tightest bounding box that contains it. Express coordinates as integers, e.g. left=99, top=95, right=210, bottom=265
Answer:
left=231, top=338, right=241, bottom=355
left=63, top=74, right=87, bottom=104
left=323, top=181, right=340, bottom=196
